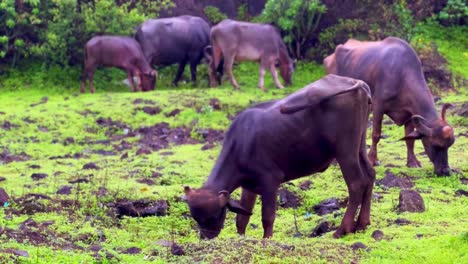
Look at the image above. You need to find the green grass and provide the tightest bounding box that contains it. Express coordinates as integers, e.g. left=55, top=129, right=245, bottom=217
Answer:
left=0, top=24, right=467, bottom=263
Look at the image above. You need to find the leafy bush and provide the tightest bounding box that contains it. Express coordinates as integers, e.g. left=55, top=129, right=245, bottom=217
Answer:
left=262, top=0, right=327, bottom=59
left=0, top=0, right=173, bottom=66
left=203, top=6, right=227, bottom=25
left=438, top=0, right=468, bottom=25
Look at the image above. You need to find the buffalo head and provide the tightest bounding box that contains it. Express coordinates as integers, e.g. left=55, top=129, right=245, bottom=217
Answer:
left=183, top=186, right=251, bottom=239
left=141, top=70, right=157, bottom=91
left=402, top=104, right=455, bottom=176
left=279, top=58, right=294, bottom=86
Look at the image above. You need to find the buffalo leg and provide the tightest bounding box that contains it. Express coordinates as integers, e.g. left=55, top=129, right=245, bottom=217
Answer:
left=261, top=189, right=277, bottom=238
left=224, top=54, right=239, bottom=89
left=334, top=157, right=367, bottom=238
left=269, top=64, right=284, bottom=89
left=126, top=71, right=136, bottom=92
left=135, top=72, right=143, bottom=92
left=88, top=67, right=97, bottom=94
left=257, top=66, right=266, bottom=92
left=405, top=122, right=422, bottom=167
left=355, top=134, right=375, bottom=231
left=189, top=61, right=198, bottom=85
left=368, top=109, right=384, bottom=166
left=80, top=74, right=87, bottom=93
left=173, top=60, right=187, bottom=86
left=236, top=189, right=258, bottom=235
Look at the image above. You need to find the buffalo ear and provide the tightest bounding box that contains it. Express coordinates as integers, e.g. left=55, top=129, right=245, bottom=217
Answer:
left=400, top=131, right=424, bottom=141
left=411, top=115, right=432, bottom=137
left=227, top=199, right=252, bottom=216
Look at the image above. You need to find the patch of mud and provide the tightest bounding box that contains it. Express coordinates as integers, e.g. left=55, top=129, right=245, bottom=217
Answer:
left=136, top=178, right=156, bottom=186
left=132, top=99, right=155, bottom=105
left=0, top=188, right=9, bottom=204
left=77, top=109, right=100, bottom=117
left=165, top=109, right=181, bottom=117
left=8, top=194, right=78, bottom=216
left=0, top=149, right=31, bottom=164
left=120, top=247, right=142, bottom=255
left=96, top=117, right=131, bottom=137
left=31, top=173, right=48, bottom=181
left=455, top=189, right=468, bottom=197
left=351, top=242, right=369, bottom=252
left=0, top=176, right=6, bottom=182
left=135, top=106, right=162, bottom=115
left=1, top=121, right=18, bottom=130
left=111, top=199, right=169, bottom=218
left=49, top=153, right=84, bottom=160
left=398, top=190, right=425, bottom=213
left=312, top=198, right=348, bottom=216
left=209, top=98, right=222, bottom=110
left=83, top=162, right=100, bottom=170
left=376, top=170, right=414, bottom=189
left=57, top=185, right=73, bottom=195
left=30, top=96, right=48, bottom=107
left=278, top=188, right=302, bottom=208
left=299, top=180, right=312, bottom=190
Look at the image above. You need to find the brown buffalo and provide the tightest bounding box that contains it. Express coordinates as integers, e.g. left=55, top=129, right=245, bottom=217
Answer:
left=184, top=75, right=374, bottom=239
left=205, top=19, right=294, bottom=91
left=324, top=37, right=455, bottom=176
left=80, top=36, right=157, bottom=93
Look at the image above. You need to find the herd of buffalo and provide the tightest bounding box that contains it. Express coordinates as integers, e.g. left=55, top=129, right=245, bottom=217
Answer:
left=79, top=15, right=455, bottom=239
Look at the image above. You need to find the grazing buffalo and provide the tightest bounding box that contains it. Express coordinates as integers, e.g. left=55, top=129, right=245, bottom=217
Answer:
left=80, top=36, right=156, bottom=93
left=205, top=19, right=294, bottom=91
left=324, top=37, right=455, bottom=176
left=184, top=75, right=374, bottom=239
left=135, top=16, right=210, bottom=86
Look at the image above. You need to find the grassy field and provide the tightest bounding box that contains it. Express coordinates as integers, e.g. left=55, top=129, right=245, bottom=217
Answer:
left=0, top=25, right=467, bottom=263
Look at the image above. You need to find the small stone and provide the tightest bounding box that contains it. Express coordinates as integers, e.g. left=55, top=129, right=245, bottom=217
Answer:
left=11, top=250, right=29, bottom=258
left=309, top=221, right=332, bottom=237
left=120, top=152, right=129, bottom=159
left=398, top=190, right=425, bottom=213
left=455, top=189, right=468, bottom=197
left=0, top=176, right=6, bottom=182
left=123, top=247, right=142, bottom=255
left=351, top=242, right=369, bottom=251
left=371, top=230, right=384, bottom=241
left=394, top=218, right=411, bottom=225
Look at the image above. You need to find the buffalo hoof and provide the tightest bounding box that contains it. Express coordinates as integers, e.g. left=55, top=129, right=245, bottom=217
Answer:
left=277, top=85, right=284, bottom=90
left=407, top=159, right=421, bottom=168
left=354, top=221, right=370, bottom=232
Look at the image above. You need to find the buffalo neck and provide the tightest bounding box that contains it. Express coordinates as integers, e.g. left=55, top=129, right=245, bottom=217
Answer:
left=279, top=45, right=291, bottom=65
left=202, top=142, right=240, bottom=193
left=405, top=71, right=440, bottom=123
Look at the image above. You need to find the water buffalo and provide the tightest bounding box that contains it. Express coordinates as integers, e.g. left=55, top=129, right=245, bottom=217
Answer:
left=184, top=75, right=375, bottom=239
left=324, top=37, right=455, bottom=176
left=80, top=36, right=156, bottom=93
left=135, top=16, right=210, bottom=86
left=205, top=19, right=294, bottom=91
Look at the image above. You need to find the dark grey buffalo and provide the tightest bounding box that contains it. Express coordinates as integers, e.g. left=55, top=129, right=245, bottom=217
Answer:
left=184, top=75, right=375, bottom=239
left=80, top=36, right=156, bottom=93
left=324, top=37, right=455, bottom=176
left=135, top=16, right=210, bottom=86
left=205, top=19, right=294, bottom=91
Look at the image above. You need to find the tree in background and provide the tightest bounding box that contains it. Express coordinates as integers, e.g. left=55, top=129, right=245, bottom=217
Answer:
left=261, top=0, right=327, bottom=59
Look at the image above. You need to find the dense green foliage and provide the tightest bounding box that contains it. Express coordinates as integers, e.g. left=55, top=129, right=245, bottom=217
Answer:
left=261, top=0, right=327, bottom=59
left=438, top=0, right=468, bottom=25
left=203, top=6, right=227, bottom=25
left=0, top=0, right=173, bottom=66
